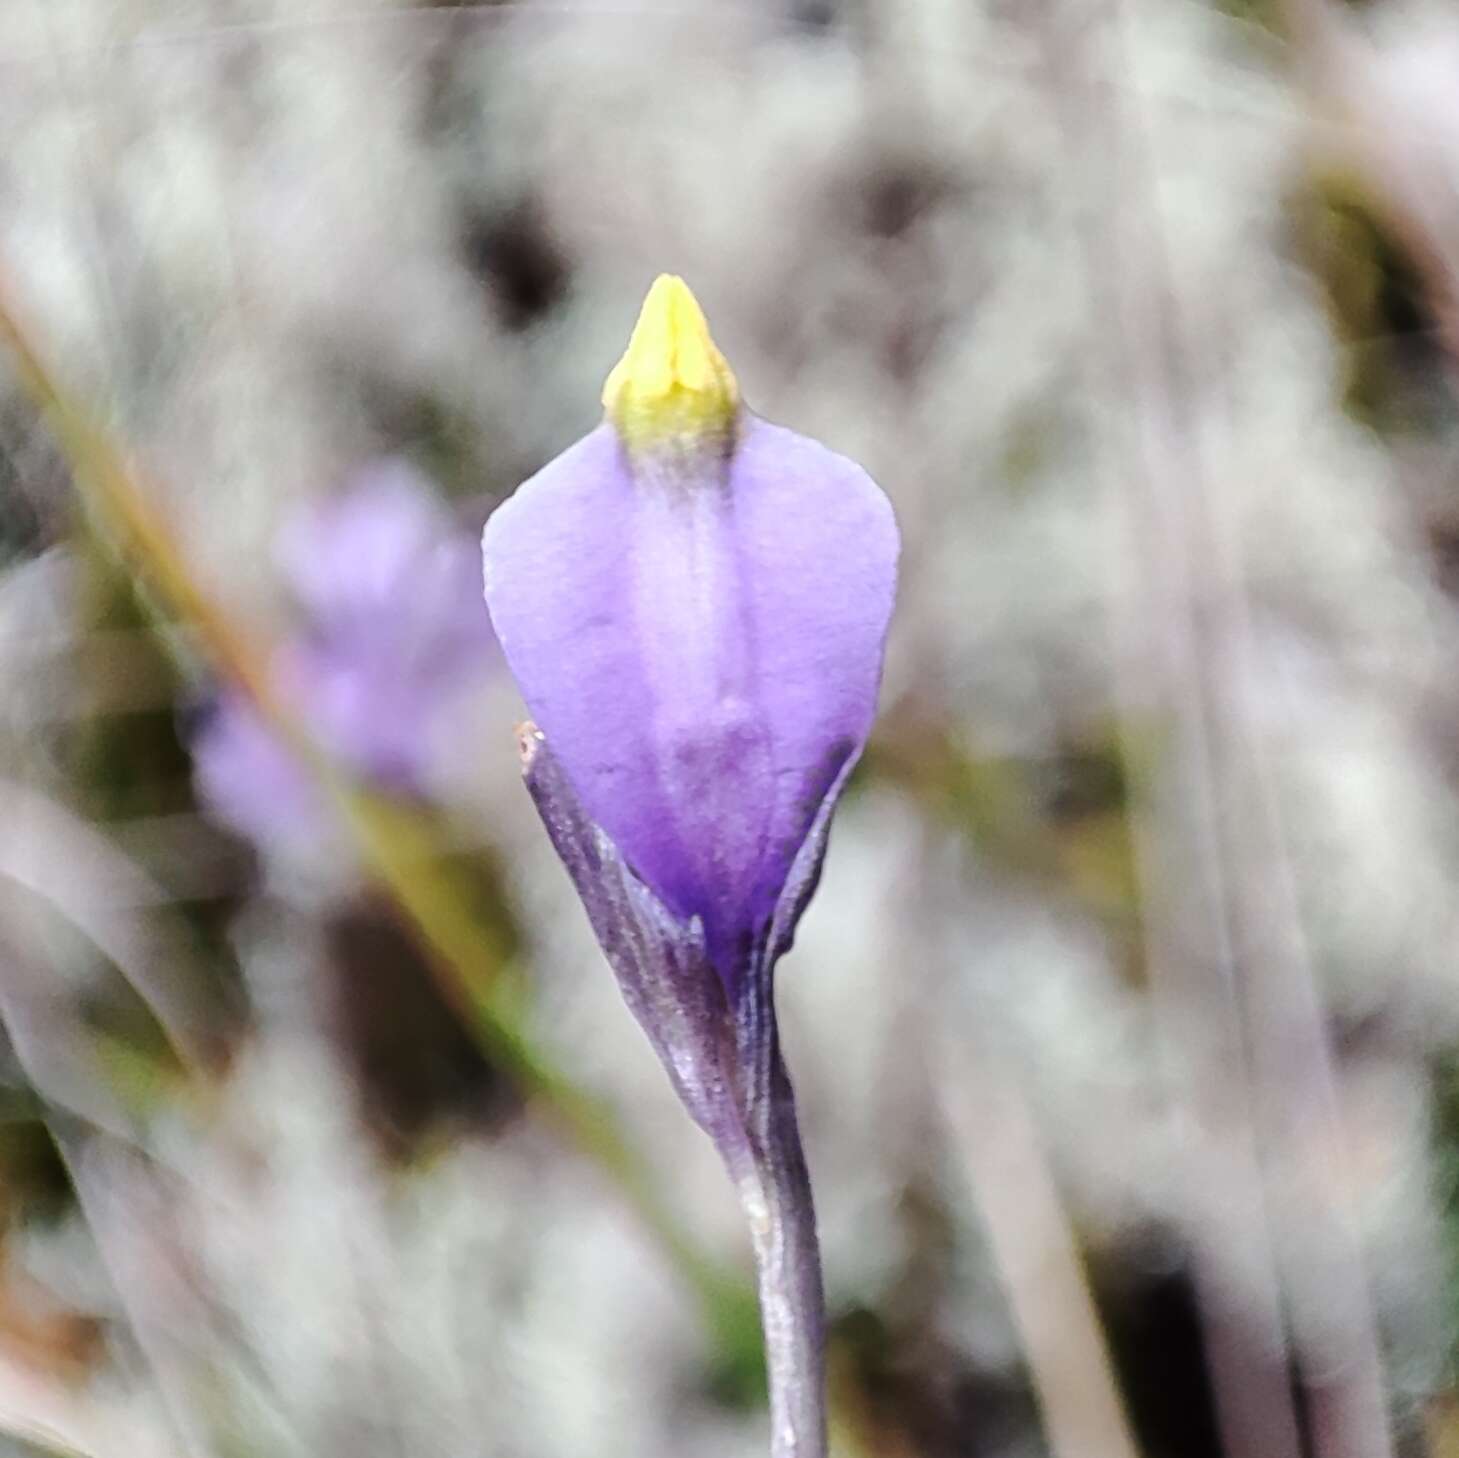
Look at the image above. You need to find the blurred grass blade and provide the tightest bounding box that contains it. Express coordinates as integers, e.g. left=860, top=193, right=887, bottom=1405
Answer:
left=0, top=777, right=222, bottom=1071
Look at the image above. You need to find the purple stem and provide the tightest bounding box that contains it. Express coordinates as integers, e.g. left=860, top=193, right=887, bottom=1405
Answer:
left=727, top=1043, right=828, bottom=1458
left=521, top=727, right=830, bottom=1458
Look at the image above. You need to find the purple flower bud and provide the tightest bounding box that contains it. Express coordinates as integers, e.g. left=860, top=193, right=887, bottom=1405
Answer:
left=483, top=277, right=898, bottom=992
left=484, top=277, right=897, bottom=1458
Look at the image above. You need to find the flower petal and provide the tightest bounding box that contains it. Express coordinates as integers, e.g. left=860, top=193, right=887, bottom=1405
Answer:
left=280, top=460, right=450, bottom=637
left=483, top=425, right=693, bottom=913
left=483, top=415, right=897, bottom=986
left=727, top=417, right=898, bottom=932
left=191, top=694, right=322, bottom=850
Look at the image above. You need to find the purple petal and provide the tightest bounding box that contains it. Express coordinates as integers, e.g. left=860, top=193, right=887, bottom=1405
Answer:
left=192, top=462, right=498, bottom=851
left=482, top=415, right=897, bottom=986
left=277, top=636, right=484, bottom=794
left=280, top=462, right=445, bottom=629
left=728, top=418, right=898, bottom=920
left=484, top=426, right=685, bottom=895
left=280, top=461, right=495, bottom=669
left=191, top=694, right=323, bottom=851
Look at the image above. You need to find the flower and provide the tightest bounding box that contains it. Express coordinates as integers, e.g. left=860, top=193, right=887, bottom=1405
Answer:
left=484, top=275, right=897, bottom=1458
left=192, top=460, right=495, bottom=853
left=484, top=276, right=896, bottom=1458
left=483, top=276, right=898, bottom=993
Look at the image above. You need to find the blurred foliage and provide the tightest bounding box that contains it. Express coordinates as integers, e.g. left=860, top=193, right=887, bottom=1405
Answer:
left=323, top=894, right=519, bottom=1158
left=63, top=546, right=242, bottom=1093
left=1292, top=175, right=1455, bottom=434
left=1089, top=1236, right=1225, bottom=1458
left=71, top=551, right=194, bottom=821
left=1216, top=0, right=1372, bottom=35
left=1429, top=1054, right=1459, bottom=1375
left=2, top=3, right=1459, bottom=1454
left=866, top=705, right=1147, bottom=946
left=0, top=1081, right=69, bottom=1230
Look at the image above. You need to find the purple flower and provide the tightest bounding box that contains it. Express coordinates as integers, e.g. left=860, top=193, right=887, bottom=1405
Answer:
left=483, top=276, right=897, bottom=1458
left=484, top=277, right=898, bottom=992
left=192, top=461, right=494, bottom=852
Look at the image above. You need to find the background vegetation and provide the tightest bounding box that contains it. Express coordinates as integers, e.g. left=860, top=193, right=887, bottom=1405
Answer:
left=2, top=2, right=1458, bottom=1455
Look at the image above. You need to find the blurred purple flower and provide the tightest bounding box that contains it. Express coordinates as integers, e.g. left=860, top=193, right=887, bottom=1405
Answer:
left=192, top=460, right=494, bottom=851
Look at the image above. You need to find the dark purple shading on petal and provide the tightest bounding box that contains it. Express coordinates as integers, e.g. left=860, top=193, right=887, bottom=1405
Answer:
left=519, top=727, right=746, bottom=1148
left=482, top=415, right=897, bottom=990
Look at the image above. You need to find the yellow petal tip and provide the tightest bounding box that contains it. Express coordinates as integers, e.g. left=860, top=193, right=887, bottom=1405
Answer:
left=602, top=275, right=739, bottom=449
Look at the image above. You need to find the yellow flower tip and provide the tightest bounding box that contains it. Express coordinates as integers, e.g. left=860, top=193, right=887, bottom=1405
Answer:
left=602, top=275, right=740, bottom=450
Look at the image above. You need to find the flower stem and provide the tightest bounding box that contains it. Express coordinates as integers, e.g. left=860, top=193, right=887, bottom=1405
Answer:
left=732, top=1049, right=828, bottom=1458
